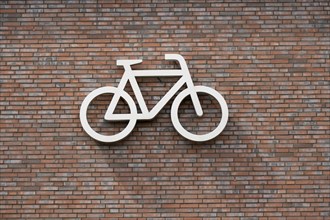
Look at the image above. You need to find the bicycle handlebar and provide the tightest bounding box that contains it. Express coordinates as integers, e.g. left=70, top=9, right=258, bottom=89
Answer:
left=165, top=54, right=188, bottom=70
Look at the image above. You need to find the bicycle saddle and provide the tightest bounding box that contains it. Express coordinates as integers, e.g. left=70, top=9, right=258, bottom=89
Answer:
left=117, top=59, right=142, bottom=66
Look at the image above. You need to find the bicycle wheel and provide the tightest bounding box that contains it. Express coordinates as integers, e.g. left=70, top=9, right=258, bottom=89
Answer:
left=171, top=86, right=228, bottom=142
left=80, top=86, right=137, bottom=143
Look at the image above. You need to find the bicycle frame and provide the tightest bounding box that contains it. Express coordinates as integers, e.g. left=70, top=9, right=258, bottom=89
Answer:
left=80, top=54, right=229, bottom=143
left=104, top=54, right=203, bottom=121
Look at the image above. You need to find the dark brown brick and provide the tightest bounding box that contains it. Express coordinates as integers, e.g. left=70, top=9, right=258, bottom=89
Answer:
left=0, top=0, right=329, bottom=219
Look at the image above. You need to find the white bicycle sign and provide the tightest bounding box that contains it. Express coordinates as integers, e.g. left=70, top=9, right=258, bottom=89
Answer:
left=80, top=54, right=229, bottom=143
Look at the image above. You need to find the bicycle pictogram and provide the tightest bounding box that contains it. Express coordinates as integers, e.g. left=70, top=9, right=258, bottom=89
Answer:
left=80, top=54, right=229, bottom=143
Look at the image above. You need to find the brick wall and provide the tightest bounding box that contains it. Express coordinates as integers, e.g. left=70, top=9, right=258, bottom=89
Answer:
left=1, top=0, right=329, bottom=219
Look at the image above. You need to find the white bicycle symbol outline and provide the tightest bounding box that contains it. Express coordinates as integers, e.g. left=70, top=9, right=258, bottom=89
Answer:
left=80, top=54, right=229, bottom=143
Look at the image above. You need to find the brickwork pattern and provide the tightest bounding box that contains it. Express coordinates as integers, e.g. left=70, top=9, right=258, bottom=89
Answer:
left=1, top=0, right=329, bottom=219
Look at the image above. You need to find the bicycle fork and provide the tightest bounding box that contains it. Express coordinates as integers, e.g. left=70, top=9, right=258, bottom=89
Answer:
left=164, top=54, right=203, bottom=117
left=179, top=61, right=203, bottom=117
left=183, top=73, right=203, bottom=117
